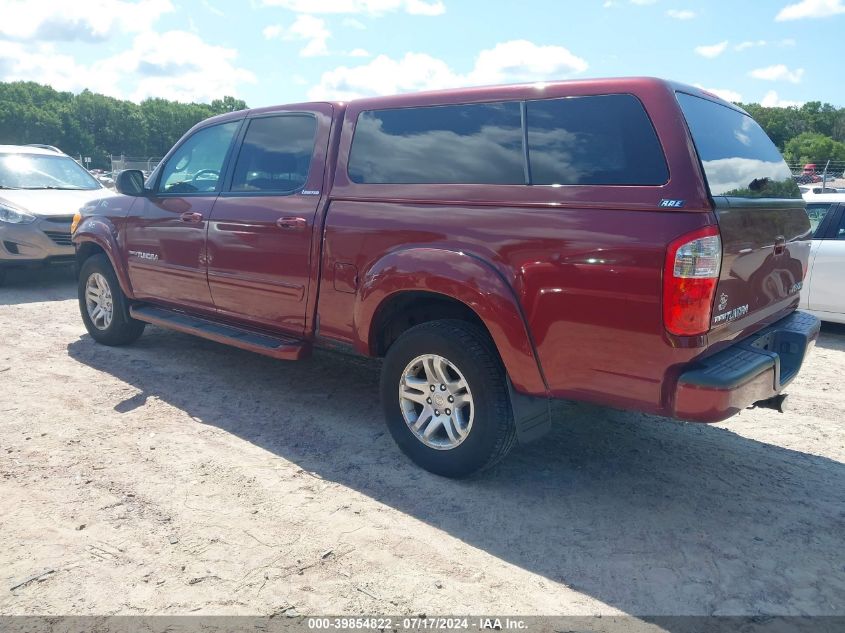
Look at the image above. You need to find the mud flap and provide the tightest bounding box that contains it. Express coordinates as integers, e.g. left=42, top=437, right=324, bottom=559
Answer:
left=507, top=378, right=552, bottom=444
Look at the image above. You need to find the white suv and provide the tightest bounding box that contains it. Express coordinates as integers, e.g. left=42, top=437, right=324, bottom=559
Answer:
left=0, top=145, right=112, bottom=284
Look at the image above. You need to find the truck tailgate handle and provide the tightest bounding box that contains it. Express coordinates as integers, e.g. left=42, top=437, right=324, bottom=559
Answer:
left=276, top=216, right=307, bottom=230
left=774, top=235, right=786, bottom=255
left=179, top=212, right=203, bottom=223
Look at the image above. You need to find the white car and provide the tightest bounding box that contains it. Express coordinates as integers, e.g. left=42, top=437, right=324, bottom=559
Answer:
left=800, top=193, right=845, bottom=324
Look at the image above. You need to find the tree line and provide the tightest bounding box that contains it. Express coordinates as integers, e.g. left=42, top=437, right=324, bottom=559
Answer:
left=0, top=81, right=246, bottom=169
left=1, top=80, right=844, bottom=169
left=741, top=101, right=845, bottom=165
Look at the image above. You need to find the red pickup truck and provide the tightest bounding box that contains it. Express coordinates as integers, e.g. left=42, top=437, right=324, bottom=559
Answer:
left=72, top=77, right=819, bottom=477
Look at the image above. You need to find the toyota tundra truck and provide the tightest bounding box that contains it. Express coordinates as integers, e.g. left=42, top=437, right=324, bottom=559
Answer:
left=71, top=77, right=820, bottom=477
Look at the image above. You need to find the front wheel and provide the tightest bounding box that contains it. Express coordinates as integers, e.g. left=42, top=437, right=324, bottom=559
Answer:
left=380, top=320, right=516, bottom=478
left=78, top=254, right=145, bottom=346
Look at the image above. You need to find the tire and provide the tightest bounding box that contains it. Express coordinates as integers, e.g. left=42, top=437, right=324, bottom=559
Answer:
left=380, top=320, right=516, bottom=478
left=78, top=254, right=145, bottom=346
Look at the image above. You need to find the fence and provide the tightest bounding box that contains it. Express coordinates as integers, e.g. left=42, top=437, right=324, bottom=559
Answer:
left=109, top=155, right=163, bottom=175
left=787, top=160, right=845, bottom=189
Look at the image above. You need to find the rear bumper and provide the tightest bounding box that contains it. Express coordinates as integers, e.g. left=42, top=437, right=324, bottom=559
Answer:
left=672, top=311, right=820, bottom=422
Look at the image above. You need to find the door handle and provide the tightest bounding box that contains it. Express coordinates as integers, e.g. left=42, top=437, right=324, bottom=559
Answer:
left=180, top=212, right=203, bottom=223
left=276, top=216, right=307, bottom=230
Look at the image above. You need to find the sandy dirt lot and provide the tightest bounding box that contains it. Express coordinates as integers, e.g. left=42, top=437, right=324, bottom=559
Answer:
left=1, top=267, right=844, bottom=617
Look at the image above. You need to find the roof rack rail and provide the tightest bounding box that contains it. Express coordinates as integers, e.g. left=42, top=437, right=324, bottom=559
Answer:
left=25, top=144, right=64, bottom=154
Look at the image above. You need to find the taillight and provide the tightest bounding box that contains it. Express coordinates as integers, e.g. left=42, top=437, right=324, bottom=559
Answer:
left=663, top=225, right=722, bottom=336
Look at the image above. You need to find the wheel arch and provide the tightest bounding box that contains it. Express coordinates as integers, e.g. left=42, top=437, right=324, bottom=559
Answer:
left=353, top=247, right=548, bottom=396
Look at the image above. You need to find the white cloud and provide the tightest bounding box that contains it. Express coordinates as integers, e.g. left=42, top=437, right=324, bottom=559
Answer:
left=111, top=31, right=256, bottom=102
left=0, top=30, right=256, bottom=103
left=470, top=40, right=588, bottom=84
left=666, top=9, right=696, bottom=18
left=735, top=39, right=766, bottom=51
left=0, top=40, right=118, bottom=95
left=0, top=0, right=173, bottom=42
left=694, top=41, right=729, bottom=58
left=308, top=39, right=588, bottom=100
left=342, top=17, right=367, bottom=28
left=405, top=0, right=445, bottom=14
left=693, top=84, right=743, bottom=102
left=760, top=90, right=804, bottom=107
left=735, top=38, right=797, bottom=51
left=749, top=64, right=805, bottom=83
left=309, top=53, right=457, bottom=100
left=263, top=15, right=331, bottom=57
left=776, top=0, right=845, bottom=20
left=347, top=48, right=371, bottom=57
left=201, top=0, right=224, bottom=16
left=630, top=0, right=657, bottom=4
left=259, top=0, right=444, bottom=15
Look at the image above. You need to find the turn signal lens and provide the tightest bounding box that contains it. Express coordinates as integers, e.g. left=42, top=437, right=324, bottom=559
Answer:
left=70, top=211, right=82, bottom=234
left=663, top=226, right=722, bottom=336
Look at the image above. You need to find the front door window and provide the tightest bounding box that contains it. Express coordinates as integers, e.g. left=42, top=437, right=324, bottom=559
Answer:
left=158, top=121, right=240, bottom=194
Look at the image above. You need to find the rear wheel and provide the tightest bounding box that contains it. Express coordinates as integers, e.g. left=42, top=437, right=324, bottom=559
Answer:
left=78, top=254, right=145, bottom=346
left=380, top=320, right=515, bottom=478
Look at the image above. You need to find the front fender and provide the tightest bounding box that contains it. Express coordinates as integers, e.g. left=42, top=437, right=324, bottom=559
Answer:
left=354, top=247, right=548, bottom=396
left=73, top=215, right=134, bottom=299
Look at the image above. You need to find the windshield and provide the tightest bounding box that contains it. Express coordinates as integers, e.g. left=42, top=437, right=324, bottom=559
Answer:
left=677, top=93, right=801, bottom=199
left=0, top=153, right=102, bottom=190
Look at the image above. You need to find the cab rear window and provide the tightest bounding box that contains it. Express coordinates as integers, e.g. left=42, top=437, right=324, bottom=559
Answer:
left=677, top=93, right=801, bottom=199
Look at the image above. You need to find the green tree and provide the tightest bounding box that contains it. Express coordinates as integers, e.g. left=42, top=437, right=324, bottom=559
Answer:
left=783, top=132, right=845, bottom=164
left=0, top=80, right=248, bottom=169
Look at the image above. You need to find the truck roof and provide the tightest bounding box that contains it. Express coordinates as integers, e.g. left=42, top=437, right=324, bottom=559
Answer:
left=203, top=76, right=745, bottom=125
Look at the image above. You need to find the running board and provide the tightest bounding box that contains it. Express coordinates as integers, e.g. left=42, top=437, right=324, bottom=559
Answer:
left=129, top=305, right=310, bottom=361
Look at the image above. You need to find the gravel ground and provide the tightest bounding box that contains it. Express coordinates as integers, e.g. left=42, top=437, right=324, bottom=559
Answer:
left=0, top=267, right=844, bottom=617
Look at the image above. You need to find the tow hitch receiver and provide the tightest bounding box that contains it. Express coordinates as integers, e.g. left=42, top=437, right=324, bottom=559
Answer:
left=749, top=393, right=788, bottom=414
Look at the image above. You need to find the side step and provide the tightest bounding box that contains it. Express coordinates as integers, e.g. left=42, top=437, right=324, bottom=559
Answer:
left=129, top=305, right=310, bottom=361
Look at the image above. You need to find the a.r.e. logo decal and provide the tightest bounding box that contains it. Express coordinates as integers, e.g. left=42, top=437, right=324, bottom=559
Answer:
left=659, top=199, right=686, bottom=208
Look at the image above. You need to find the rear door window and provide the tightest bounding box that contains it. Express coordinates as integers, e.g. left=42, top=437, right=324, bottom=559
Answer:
left=677, top=93, right=800, bottom=199
left=526, top=94, right=668, bottom=186
left=348, top=102, right=524, bottom=184
left=230, top=115, right=317, bottom=193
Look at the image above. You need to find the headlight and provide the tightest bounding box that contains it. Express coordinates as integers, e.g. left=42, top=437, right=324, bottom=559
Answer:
left=0, top=204, right=36, bottom=224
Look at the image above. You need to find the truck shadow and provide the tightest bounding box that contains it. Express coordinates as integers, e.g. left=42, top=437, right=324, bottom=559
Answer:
left=66, top=328, right=845, bottom=616
left=0, top=266, right=76, bottom=305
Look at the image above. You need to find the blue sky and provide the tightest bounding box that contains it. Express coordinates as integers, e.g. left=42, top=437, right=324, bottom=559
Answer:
left=0, top=0, right=842, bottom=107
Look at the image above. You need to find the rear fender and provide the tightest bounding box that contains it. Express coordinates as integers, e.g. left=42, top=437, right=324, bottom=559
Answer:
left=354, top=247, right=548, bottom=397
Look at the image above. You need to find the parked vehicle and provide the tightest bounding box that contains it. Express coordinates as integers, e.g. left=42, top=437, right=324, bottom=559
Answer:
left=800, top=193, right=845, bottom=324
left=800, top=185, right=844, bottom=198
left=0, top=144, right=112, bottom=285
left=799, top=163, right=822, bottom=184
left=72, top=78, right=819, bottom=477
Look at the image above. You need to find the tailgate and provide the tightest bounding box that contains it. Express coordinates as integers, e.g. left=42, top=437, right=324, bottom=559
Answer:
left=711, top=196, right=812, bottom=332
left=676, top=91, right=813, bottom=340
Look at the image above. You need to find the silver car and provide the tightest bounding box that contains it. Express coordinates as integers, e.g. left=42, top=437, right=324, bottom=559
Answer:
left=0, top=145, right=113, bottom=284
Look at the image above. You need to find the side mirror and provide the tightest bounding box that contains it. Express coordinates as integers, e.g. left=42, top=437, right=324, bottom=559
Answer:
left=115, top=169, right=146, bottom=196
